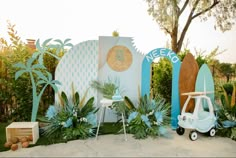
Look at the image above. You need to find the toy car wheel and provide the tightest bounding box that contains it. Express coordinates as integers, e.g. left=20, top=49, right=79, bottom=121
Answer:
left=189, top=131, right=198, bottom=141
left=209, top=128, right=216, bottom=137
left=176, top=126, right=185, bottom=135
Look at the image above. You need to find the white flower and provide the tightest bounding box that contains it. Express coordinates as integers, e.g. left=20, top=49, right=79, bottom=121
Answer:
left=83, top=117, right=87, bottom=122
left=80, top=117, right=87, bottom=122
left=73, top=109, right=77, bottom=117
left=61, top=122, right=65, bottom=126
left=153, top=121, right=158, bottom=125
left=147, top=110, right=154, bottom=116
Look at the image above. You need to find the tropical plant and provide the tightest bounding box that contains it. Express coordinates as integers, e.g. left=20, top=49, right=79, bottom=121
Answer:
left=90, top=78, right=121, bottom=99
left=124, top=94, right=170, bottom=139
left=41, top=88, right=98, bottom=142
left=216, top=83, right=236, bottom=140
left=90, top=78, right=128, bottom=118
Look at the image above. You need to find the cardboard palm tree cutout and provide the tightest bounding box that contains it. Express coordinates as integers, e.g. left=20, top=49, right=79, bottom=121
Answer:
left=14, top=38, right=73, bottom=121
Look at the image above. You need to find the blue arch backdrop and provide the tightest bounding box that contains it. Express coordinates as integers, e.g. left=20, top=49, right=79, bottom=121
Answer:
left=141, top=48, right=181, bottom=129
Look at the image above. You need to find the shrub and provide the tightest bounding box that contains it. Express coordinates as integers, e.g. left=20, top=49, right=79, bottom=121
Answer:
left=41, top=88, right=98, bottom=142
left=124, top=95, right=170, bottom=139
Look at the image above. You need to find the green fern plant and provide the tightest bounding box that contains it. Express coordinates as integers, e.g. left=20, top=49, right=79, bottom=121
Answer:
left=90, top=80, right=118, bottom=99
left=124, top=94, right=170, bottom=139
left=217, top=84, right=236, bottom=140
left=90, top=79, right=127, bottom=119
left=41, top=86, right=98, bottom=141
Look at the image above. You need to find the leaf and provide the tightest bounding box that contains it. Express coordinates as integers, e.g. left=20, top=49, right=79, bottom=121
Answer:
left=52, top=80, right=61, bottom=85
left=79, top=88, right=89, bottom=108
left=61, top=91, right=69, bottom=106
left=74, top=92, right=80, bottom=107
left=13, top=63, right=26, bottom=69
left=71, top=82, right=75, bottom=103
left=26, top=57, right=35, bottom=68
left=32, top=63, right=46, bottom=69
left=81, top=97, right=95, bottom=116
left=36, top=39, right=42, bottom=52
left=33, top=70, right=47, bottom=81
left=32, top=51, right=41, bottom=59
left=64, top=38, right=71, bottom=44
left=231, top=85, right=236, bottom=107
left=50, top=83, right=59, bottom=92
left=37, top=80, right=46, bottom=85
left=65, top=43, right=73, bottom=48
left=222, top=86, right=230, bottom=108
left=124, top=96, right=136, bottom=110
left=54, top=39, right=63, bottom=45
left=15, top=70, right=26, bottom=80
left=42, top=38, right=53, bottom=47
left=46, top=71, right=52, bottom=81
left=57, top=92, right=64, bottom=107
left=38, top=54, right=44, bottom=65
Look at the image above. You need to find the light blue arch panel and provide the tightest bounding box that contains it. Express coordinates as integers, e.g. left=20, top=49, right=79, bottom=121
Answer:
left=141, top=48, right=181, bottom=129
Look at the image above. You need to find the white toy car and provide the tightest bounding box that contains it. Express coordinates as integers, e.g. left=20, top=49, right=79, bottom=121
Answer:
left=176, top=92, right=217, bottom=141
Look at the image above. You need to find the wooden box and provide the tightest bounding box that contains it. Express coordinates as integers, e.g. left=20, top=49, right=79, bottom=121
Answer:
left=6, top=122, right=39, bottom=144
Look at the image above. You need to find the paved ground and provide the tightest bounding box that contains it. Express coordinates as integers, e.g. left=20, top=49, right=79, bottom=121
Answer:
left=0, top=129, right=236, bottom=157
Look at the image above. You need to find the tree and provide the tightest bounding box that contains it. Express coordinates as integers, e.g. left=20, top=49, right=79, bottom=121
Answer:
left=219, top=63, right=234, bottom=82
left=145, top=0, right=236, bottom=53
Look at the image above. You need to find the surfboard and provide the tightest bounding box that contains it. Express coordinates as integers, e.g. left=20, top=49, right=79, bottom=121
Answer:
left=179, top=53, right=199, bottom=112
left=195, top=64, right=215, bottom=110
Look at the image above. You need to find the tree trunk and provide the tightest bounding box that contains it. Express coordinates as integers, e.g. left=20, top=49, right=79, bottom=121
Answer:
left=171, top=23, right=178, bottom=53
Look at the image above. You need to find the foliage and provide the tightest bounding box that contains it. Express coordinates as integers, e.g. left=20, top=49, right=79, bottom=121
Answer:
left=41, top=89, right=98, bottom=142
left=152, top=58, right=172, bottom=103
left=90, top=78, right=121, bottom=99
left=124, top=94, right=170, bottom=139
left=222, top=83, right=234, bottom=95
left=0, top=22, right=72, bottom=122
left=0, top=21, right=33, bottom=122
left=145, top=0, right=236, bottom=53
left=219, top=63, right=234, bottom=82
left=0, top=122, right=10, bottom=152
left=90, top=78, right=128, bottom=120
left=216, top=83, right=236, bottom=140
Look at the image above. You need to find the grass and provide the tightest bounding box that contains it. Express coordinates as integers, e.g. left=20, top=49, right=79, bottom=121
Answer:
left=98, top=122, right=123, bottom=135
left=0, top=122, right=10, bottom=152
left=0, top=122, right=122, bottom=152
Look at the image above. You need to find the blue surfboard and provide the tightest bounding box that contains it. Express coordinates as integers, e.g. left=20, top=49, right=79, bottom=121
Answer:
left=195, top=64, right=215, bottom=110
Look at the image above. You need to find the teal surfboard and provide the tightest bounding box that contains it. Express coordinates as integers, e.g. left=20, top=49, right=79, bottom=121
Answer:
left=195, top=64, right=215, bottom=110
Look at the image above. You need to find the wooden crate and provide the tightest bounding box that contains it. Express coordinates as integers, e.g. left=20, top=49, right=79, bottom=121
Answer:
left=6, top=122, right=39, bottom=144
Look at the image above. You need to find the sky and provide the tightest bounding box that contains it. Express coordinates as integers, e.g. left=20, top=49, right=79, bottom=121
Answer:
left=0, top=0, right=236, bottom=63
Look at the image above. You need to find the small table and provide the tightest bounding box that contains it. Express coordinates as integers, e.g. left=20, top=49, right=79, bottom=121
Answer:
left=95, top=98, right=127, bottom=141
